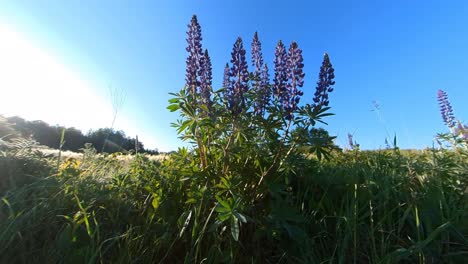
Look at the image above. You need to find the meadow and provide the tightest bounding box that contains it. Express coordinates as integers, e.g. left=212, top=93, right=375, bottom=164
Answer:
left=1, top=15, right=467, bottom=263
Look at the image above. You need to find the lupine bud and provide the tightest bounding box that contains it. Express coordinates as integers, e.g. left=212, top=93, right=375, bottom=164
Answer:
left=313, top=53, right=335, bottom=108
left=437, top=89, right=456, bottom=128
left=226, top=37, right=249, bottom=115
left=185, top=15, right=204, bottom=96
left=284, top=42, right=305, bottom=120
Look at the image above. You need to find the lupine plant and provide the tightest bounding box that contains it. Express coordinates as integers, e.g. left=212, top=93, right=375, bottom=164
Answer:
left=436, top=89, right=467, bottom=146
left=1, top=16, right=467, bottom=263
left=167, top=15, right=336, bottom=261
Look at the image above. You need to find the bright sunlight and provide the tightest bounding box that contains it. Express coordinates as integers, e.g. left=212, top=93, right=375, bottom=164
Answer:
left=0, top=23, right=113, bottom=131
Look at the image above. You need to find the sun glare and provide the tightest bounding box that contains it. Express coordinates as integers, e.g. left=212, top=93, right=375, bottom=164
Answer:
left=0, top=23, right=113, bottom=131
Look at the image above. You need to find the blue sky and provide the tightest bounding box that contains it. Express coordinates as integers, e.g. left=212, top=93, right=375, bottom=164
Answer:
left=0, top=0, right=467, bottom=151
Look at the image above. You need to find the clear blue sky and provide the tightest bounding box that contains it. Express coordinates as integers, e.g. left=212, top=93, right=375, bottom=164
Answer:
left=1, top=0, right=467, bottom=151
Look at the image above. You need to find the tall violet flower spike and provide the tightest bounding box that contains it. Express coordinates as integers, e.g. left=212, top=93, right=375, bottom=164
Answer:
left=251, top=32, right=269, bottom=116
left=227, top=37, right=249, bottom=115
left=185, top=15, right=203, bottom=96
left=284, top=42, right=305, bottom=120
left=223, top=63, right=230, bottom=89
left=254, top=63, right=271, bottom=116
left=199, top=49, right=213, bottom=108
left=437, top=89, right=456, bottom=128
left=251, top=32, right=264, bottom=76
left=313, top=53, right=335, bottom=108
left=222, top=63, right=231, bottom=106
left=348, top=133, right=355, bottom=150
left=273, top=40, right=288, bottom=102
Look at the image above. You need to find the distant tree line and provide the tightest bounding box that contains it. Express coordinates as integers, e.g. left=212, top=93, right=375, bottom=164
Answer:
left=6, top=116, right=159, bottom=154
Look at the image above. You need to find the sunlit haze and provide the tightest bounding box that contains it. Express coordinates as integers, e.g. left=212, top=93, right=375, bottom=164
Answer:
left=0, top=23, right=161, bottom=151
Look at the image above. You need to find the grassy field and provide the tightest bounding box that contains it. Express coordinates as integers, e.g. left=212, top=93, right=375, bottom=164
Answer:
left=1, top=15, right=467, bottom=263
left=1, top=131, right=467, bottom=263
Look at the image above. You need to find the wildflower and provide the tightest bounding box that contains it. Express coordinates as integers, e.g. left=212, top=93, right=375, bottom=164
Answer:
left=454, top=121, right=468, bottom=140
left=221, top=63, right=231, bottom=106
left=185, top=15, right=203, bottom=95
left=223, top=63, right=230, bottom=89
left=199, top=49, right=213, bottom=108
left=437, top=89, right=456, bottom=128
left=313, top=53, right=335, bottom=108
left=348, top=133, right=355, bottom=149
left=284, top=42, right=304, bottom=120
left=249, top=32, right=270, bottom=116
left=251, top=32, right=263, bottom=75
left=226, top=37, right=249, bottom=115
left=273, top=40, right=288, bottom=101
left=254, top=63, right=271, bottom=116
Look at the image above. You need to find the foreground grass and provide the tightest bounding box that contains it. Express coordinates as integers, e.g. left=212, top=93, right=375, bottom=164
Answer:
left=1, top=146, right=467, bottom=263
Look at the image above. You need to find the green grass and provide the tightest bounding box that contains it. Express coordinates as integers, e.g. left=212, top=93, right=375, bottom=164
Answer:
left=0, top=143, right=467, bottom=263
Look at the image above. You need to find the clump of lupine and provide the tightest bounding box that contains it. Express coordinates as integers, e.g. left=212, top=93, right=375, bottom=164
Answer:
left=170, top=15, right=335, bottom=172
left=167, top=15, right=337, bottom=253
left=437, top=89, right=467, bottom=143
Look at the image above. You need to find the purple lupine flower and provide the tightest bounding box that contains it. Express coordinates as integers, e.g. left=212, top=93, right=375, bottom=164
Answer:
left=254, top=63, right=271, bottom=116
left=223, top=63, right=230, bottom=89
left=284, top=42, right=305, bottom=120
left=251, top=32, right=263, bottom=75
left=250, top=32, right=269, bottom=116
left=313, top=53, right=335, bottom=108
left=226, top=37, right=249, bottom=115
left=199, top=49, right=213, bottom=107
left=185, top=15, right=204, bottom=96
left=273, top=40, right=288, bottom=101
left=222, top=63, right=231, bottom=104
left=454, top=121, right=468, bottom=140
left=437, top=89, right=456, bottom=128
left=348, top=133, right=355, bottom=150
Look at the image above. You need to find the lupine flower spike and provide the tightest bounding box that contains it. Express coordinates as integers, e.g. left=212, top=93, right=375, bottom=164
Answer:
left=254, top=63, right=270, bottom=116
left=313, top=53, right=335, bottom=108
left=185, top=15, right=203, bottom=96
left=273, top=40, right=288, bottom=101
left=251, top=32, right=264, bottom=76
left=250, top=32, right=270, bottom=116
left=437, top=89, right=456, bottom=128
left=226, top=37, right=249, bottom=115
left=284, top=42, right=305, bottom=120
left=199, top=49, right=213, bottom=108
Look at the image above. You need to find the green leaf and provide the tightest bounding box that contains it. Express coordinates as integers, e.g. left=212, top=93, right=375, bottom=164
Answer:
left=231, top=216, right=239, bottom=241
left=168, top=98, right=179, bottom=103
left=178, top=210, right=192, bottom=238
left=166, top=104, right=180, bottom=112
left=234, top=212, right=247, bottom=223
left=198, top=104, right=209, bottom=113
left=217, top=212, right=231, bottom=222
left=151, top=194, right=160, bottom=209
left=215, top=196, right=232, bottom=210
left=215, top=204, right=230, bottom=213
